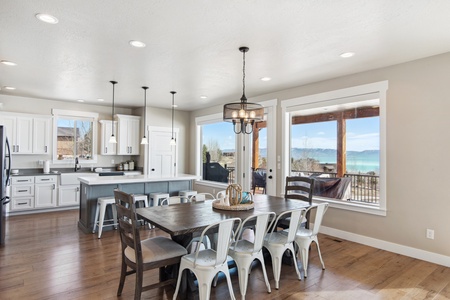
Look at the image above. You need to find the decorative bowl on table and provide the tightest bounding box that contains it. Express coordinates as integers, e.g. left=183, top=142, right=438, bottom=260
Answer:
left=212, top=183, right=254, bottom=211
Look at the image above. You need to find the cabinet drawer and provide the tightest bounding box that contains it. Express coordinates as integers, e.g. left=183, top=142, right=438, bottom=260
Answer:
left=11, top=176, right=34, bottom=184
left=11, top=197, right=34, bottom=210
left=35, top=176, right=57, bottom=183
left=12, top=185, right=34, bottom=197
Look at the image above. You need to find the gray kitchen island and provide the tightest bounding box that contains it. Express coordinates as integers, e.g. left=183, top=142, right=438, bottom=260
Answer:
left=77, top=174, right=200, bottom=234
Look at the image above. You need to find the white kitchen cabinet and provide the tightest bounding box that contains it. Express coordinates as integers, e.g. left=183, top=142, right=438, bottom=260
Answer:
left=10, top=176, right=35, bottom=211
left=58, top=185, right=80, bottom=206
left=35, top=176, right=57, bottom=208
left=116, top=114, right=140, bottom=155
left=99, top=120, right=117, bottom=155
left=0, top=115, right=33, bottom=154
left=33, top=117, right=52, bottom=154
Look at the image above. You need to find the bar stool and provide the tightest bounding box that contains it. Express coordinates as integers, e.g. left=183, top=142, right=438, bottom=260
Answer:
left=93, top=196, right=117, bottom=239
left=178, top=190, right=197, bottom=203
left=149, top=192, right=170, bottom=207
left=133, top=194, right=151, bottom=229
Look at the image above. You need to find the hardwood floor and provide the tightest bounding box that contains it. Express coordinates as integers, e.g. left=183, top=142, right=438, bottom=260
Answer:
left=1, top=210, right=449, bottom=300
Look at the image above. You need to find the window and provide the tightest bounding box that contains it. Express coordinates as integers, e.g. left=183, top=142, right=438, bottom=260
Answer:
left=201, top=121, right=236, bottom=184
left=52, top=109, right=98, bottom=163
left=282, top=81, right=387, bottom=215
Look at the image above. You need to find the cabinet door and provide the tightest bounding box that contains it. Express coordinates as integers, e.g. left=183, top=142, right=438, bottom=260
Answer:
left=58, top=185, right=80, bottom=206
left=0, top=116, right=17, bottom=152
left=35, top=183, right=57, bottom=208
left=117, top=118, right=129, bottom=155
left=33, top=117, right=52, bottom=154
left=15, top=117, right=33, bottom=154
left=128, top=118, right=140, bottom=155
left=99, top=120, right=117, bottom=155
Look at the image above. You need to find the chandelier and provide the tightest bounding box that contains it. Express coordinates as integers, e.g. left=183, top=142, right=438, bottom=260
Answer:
left=223, top=47, right=264, bottom=134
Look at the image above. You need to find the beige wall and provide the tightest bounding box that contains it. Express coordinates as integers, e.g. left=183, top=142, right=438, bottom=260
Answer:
left=189, top=52, right=450, bottom=260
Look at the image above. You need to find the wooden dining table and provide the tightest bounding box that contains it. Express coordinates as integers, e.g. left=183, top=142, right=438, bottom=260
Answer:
left=136, top=194, right=311, bottom=299
left=136, top=194, right=311, bottom=242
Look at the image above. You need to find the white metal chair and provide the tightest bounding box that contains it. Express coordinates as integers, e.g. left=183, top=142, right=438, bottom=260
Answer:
left=173, top=218, right=241, bottom=300
left=263, top=208, right=306, bottom=289
left=228, top=212, right=276, bottom=300
left=294, top=203, right=329, bottom=277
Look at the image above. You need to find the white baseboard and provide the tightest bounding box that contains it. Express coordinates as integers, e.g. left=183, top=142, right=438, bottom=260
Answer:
left=320, top=225, right=450, bottom=268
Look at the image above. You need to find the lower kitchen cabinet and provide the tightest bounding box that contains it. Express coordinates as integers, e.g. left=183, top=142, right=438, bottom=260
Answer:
left=35, top=176, right=57, bottom=208
left=58, top=185, right=80, bottom=206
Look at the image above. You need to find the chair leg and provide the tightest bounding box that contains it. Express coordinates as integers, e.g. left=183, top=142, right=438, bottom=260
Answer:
left=222, top=269, right=236, bottom=300
left=173, top=266, right=185, bottom=300
left=111, top=203, right=118, bottom=229
left=299, top=242, right=310, bottom=278
left=315, top=237, right=325, bottom=270
left=98, top=201, right=107, bottom=238
left=92, top=202, right=100, bottom=233
left=257, top=254, right=271, bottom=293
left=117, top=256, right=127, bottom=296
left=134, top=267, right=143, bottom=300
left=235, top=261, right=249, bottom=300
left=288, top=245, right=302, bottom=281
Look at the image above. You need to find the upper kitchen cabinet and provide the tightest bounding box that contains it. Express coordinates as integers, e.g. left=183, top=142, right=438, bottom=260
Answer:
left=33, top=117, right=52, bottom=154
left=99, top=120, right=117, bottom=155
left=0, top=113, right=33, bottom=154
left=115, top=114, right=140, bottom=155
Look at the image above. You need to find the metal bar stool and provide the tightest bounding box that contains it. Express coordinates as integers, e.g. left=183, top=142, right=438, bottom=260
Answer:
left=93, top=196, right=117, bottom=239
left=178, top=190, right=197, bottom=203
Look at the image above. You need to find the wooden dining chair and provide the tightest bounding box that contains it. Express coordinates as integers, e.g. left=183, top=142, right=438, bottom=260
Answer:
left=283, top=176, right=315, bottom=229
left=114, top=190, right=187, bottom=300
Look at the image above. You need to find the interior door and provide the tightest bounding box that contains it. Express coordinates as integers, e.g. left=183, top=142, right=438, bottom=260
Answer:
left=148, top=127, right=177, bottom=177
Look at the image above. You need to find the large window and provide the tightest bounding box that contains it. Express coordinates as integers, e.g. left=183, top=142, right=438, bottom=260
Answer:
left=282, top=81, right=387, bottom=215
left=52, top=109, right=98, bottom=163
left=201, top=121, right=236, bottom=184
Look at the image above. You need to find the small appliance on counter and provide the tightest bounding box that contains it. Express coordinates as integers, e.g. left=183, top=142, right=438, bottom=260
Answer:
left=43, top=160, right=50, bottom=173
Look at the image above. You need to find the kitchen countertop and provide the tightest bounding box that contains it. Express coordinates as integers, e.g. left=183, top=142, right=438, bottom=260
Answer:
left=78, top=173, right=200, bottom=185
left=10, top=168, right=143, bottom=177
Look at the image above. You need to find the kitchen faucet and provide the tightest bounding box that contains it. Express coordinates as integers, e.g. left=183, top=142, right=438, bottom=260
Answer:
left=75, top=157, right=81, bottom=172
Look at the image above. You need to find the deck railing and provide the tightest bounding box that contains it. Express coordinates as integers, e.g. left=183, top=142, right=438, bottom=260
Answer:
left=291, top=170, right=379, bottom=204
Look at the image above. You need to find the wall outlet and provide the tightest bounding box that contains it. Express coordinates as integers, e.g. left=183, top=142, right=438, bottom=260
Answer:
left=426, top=229, right=434, bottom=240
left=111, top=159, right=114, bottom=164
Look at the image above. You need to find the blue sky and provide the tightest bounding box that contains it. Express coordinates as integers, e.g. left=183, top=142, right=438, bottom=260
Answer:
left=292, top=117, right=379, bottom=151
left=203, top=116, right=379, bottom=152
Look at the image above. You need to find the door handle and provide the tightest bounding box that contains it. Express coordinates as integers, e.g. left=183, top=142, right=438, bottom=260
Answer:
left=151, top=168, right=155, bottom=171
left=268, top=176, right=273, bottom=179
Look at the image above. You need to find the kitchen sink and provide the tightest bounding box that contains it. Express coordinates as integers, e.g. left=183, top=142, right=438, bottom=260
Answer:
left=60, top=172, right=98, bottom=185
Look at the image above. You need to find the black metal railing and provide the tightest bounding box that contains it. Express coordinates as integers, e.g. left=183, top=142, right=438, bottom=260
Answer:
left=291, top=170, right=379, bottom=204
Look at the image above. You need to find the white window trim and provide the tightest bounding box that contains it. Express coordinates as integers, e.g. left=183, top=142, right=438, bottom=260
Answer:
left=281, top=81, right=388, bottom=216
left=52, top=109, right=98, bottom=164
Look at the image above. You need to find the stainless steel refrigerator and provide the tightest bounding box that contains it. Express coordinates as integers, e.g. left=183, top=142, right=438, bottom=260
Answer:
left=0, top=125, right=12, bottom=245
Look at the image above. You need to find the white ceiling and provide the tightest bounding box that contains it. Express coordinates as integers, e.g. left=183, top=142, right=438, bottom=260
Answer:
left=1, top=1, right=450, bottom=111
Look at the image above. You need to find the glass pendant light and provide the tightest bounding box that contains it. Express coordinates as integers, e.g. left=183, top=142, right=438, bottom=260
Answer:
left=223, top=47, right=264, bottom=134
left=170, top=91, right=176, bottom=146
left=140, top=86, right=149, bottom=145
left=109, top=81, right=117, bottom=144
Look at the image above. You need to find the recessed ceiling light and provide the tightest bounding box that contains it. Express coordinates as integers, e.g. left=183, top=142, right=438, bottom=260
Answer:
left=129, top=40, right=146, bottom=48
left=1, top=60, right=17, bottom=66
left=260, top=77, right=271, bottom=81
left=340, top=52, right=355, bottom=58
left=4, top=86, right=16, bottom=90
left=77, top=99, right=84, bottom=102
left=200, top=95, right=208, bottom=99
left=97, top=98, right=104, bottom=102
left=35, top=13, right=59, bottom=24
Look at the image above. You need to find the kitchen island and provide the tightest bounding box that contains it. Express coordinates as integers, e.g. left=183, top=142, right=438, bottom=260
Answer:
left=77, top=174, right=200, bottom=234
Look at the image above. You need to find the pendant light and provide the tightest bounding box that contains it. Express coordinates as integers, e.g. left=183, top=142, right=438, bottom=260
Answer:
left=223, top=47, right=264, bottom=134
left=140, top=86, right=149, bottom=145
left=109, top=80, right=117, bottom=143
left=170, top=91, right=176, bottom=146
